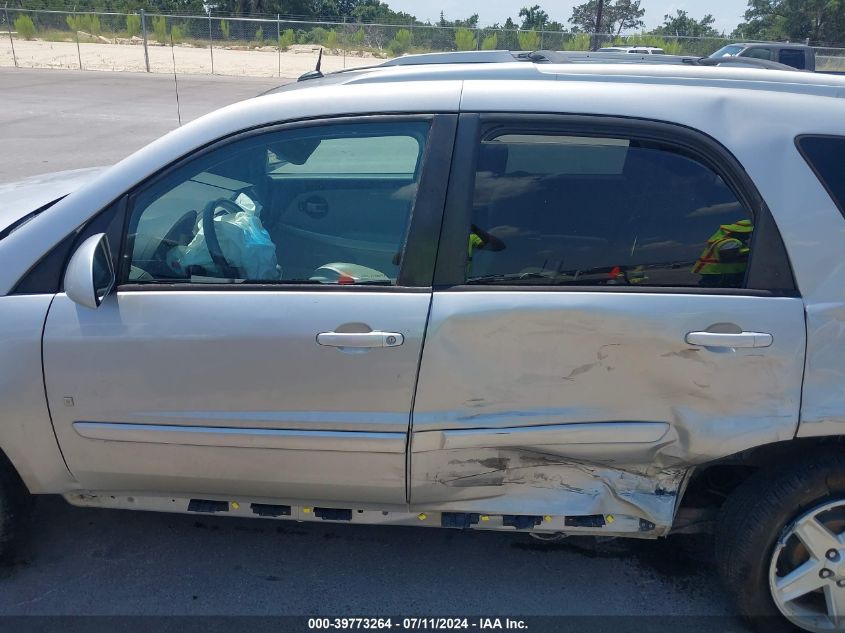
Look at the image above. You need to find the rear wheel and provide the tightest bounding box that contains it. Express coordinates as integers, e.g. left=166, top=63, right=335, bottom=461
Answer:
left=716, top=449, right=845, bottom=632
left=0, top=452, right=32, bottom=562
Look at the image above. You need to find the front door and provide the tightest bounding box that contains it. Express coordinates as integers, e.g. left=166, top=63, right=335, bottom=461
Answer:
left=43, top=116, right=453, bottom=505
left=410, top=115, right=806, bottom=531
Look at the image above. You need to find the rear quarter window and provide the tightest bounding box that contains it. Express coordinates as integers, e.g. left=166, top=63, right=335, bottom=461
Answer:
left=797, top=136, right=845, bottom=219
left=779, top=49, right=807, bottom=69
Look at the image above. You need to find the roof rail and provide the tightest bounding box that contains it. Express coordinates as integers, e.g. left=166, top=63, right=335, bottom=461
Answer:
left=288, top=47, right=802, bottom=86
left=688, top=56, right=800, bottom=71
left=522, top=50, right=696, bottom=65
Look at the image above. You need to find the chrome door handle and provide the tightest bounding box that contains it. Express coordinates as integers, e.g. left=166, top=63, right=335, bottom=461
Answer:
left=316, top=331, right=404, bottom=348
left=685, top=331, right=773, bottom=349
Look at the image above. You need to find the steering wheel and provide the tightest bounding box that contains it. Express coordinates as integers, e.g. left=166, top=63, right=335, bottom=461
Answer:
left=201, top=197, right=243, bottom=279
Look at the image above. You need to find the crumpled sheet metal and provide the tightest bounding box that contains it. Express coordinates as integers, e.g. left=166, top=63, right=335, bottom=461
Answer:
left=410, top=447, right=685, bottom=533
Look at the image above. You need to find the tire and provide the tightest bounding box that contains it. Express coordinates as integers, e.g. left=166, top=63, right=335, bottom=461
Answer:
left=716, top=447, right=845, bottom=633
left=0, top=451, right=32, bottom=562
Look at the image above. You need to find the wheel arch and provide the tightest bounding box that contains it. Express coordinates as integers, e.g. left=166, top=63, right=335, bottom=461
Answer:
left=674, top=436, right=845, bottom=534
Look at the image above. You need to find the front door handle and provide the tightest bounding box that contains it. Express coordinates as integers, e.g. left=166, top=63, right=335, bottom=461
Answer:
left=317, top=331, right=404, bottom=349
left=685, top=331, right=773, bottom=349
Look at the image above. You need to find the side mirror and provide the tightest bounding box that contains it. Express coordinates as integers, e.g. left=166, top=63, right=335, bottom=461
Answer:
left=64, top=233, right=116, bottom=309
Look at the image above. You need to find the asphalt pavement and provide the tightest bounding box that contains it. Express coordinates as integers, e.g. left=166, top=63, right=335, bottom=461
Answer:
left=0, top=68, right=286, bottom=183
left=0, top=497, right=743, bottom=623
left=0, top=66, right=748, bottom=629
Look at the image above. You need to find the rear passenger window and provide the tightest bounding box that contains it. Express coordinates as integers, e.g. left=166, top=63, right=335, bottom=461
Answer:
left=797, top=136, right=845, bottom=219
left=466, top=132, right=754, bottom=288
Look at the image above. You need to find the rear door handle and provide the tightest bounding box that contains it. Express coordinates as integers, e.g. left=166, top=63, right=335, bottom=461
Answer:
left=685, top=331, right=773, bottom=349
left=317, top=331, right=404, bottom=349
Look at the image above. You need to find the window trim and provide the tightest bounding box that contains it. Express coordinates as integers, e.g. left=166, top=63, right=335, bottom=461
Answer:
left=12, top=195, right=128, bottom=296
left=433, top=113, right=798, bottom=296
left=795, top=134, right=845, bottom=220
left=116, top=113, right=455, bottom=292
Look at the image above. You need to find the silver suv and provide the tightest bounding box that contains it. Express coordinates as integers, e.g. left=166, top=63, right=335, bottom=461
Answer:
left=2, top=59, right=845, bottom=632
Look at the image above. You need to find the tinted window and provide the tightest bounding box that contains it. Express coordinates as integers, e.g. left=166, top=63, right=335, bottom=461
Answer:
left=466, top=133, right=754, bottom=288
left=711, top=44, right=744, bottom=57
left=744, top=47, right=773, bottom=60
left=779, top=49, right=807, bottom=69
left=125, top=121, right=429, bottom=285
left=267, top=135, right=421, bottom=176
left=797, top=136, right=845, bottom=219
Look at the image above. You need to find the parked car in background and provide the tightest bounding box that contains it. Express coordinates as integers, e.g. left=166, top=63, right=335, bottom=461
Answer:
left=710, top=41, right=816, bottom=71
left=599, top=45, right=666, bottom=55
left=1, top=58, right=845, bottom=632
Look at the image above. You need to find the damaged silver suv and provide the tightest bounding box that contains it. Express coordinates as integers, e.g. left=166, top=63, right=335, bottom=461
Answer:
left=2, top=57, right=845, bottom=632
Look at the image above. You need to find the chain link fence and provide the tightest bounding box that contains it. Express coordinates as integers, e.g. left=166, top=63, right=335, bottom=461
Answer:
left=1, top=7, right=839, bottom=78
left=816, top=47, right=845, bottom=71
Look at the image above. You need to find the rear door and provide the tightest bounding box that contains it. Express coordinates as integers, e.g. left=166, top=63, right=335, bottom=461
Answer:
left=43, top=115, right=455, bottom=505
left=409, top=115, right=806, bottom=531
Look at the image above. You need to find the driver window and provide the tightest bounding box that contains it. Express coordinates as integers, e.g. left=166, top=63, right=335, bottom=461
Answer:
left=124, top=120, right=430, bottom=286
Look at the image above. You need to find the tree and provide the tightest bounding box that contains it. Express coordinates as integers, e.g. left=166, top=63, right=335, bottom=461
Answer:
left=609, top=0, right=645, bottom=36
left=481, top=32, right=498, bottom=49
left=518, top=5, right=549, bottom=31
left=387, top=27, right=411, bottom=55
left=279, top=28, right=295, bottom=49
left=126, top=13, right=141, bottom=37
left=459, top=14, right=480, bottom=29
left=569, top=0, right=644, bottom=35
left=152, top=15, right=167, bottom=44
left=569, top=1, right=599, bottom=32
left=517, top=29, right=540, bottom=49
left=498, top=17, right=519, bottom=49
left=352, top=0, right=416, bottom=25
left=652, top=10, right=720, bottom=37
left=312, top=0, right=360, bottom=18
left=733, top=0, right=845, bottom=44
left=14, top=14, right=36, bottom=40
left=455, top=27, right=476, bottom=50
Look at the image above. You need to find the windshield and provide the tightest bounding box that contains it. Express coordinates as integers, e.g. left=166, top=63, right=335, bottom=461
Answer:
left=710, top=44, right=745, bottom=58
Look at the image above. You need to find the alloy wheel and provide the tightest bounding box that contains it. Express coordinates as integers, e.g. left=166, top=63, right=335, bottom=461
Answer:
left=770, top=499, right=845, bottom=632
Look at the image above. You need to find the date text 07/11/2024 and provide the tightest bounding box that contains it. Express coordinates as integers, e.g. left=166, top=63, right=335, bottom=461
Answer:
left=307, top=618, right=529, bottom=630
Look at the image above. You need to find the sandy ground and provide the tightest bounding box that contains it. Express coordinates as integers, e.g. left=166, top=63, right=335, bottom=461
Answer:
left=0, top=38, right=375, bottom=78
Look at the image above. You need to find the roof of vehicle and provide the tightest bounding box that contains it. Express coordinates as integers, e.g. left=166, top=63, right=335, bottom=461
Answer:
left=267, top=58, right=845, bottom=100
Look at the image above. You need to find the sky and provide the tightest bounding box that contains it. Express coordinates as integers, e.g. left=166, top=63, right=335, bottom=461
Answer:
left=384, top=0, right=748, bottom=35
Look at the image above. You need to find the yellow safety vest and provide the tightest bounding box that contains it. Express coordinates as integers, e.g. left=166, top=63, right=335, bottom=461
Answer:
left=693, top=222, right=753, bottom=275
left=468, top=232, right=484, bottom=258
